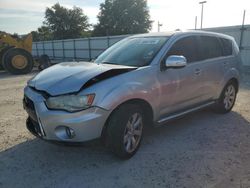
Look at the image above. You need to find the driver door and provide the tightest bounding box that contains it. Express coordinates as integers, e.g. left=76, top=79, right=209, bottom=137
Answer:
left=157, top=35, right=205, bottom=118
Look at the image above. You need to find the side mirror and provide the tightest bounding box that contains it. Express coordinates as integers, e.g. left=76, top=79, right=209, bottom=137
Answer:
left=165, top=55, right=187, bottom=68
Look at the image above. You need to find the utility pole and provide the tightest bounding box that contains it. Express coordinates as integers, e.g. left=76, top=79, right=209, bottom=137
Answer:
left=158, top=21, right=163, bottom=32
left=199, top=1, right=207, bottom=29
left=239, top=10, right=246, bottom=50
left=242, top=9, right=246, bottom=26
left=195, top=16, right=198, bottom=30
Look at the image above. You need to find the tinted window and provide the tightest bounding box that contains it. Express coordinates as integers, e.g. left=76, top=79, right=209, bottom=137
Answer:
left=199, top=36, right=223, bottom=60
left=220, top=38, right=233, bottom=56
left=166, top=36, right=199, bottom=63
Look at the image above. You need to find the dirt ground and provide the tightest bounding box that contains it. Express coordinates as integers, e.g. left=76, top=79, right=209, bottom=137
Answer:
left=0, top=70, right=250, bottom=188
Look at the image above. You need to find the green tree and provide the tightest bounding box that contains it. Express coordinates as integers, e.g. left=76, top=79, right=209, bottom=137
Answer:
left=44, top=3, right=90, bottom=40
left=93, top=0, right=152, bottom=36
left=31, top=31, right=40, bottom=42
left=31, top=26, right=53, bottom=41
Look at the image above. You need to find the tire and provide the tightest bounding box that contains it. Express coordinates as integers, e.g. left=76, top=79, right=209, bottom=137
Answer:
left=0, top=46, right=14, bottom=70
left=38, top=54, right=51, bottom=71
left=213, top=81, right=237, bottom=113
left=2, top=48, right=34, bottom=74
left=106, top=104, right=144, bottom=159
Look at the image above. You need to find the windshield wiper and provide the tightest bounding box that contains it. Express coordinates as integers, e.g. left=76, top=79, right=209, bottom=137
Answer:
left=101, top=61, right=118, bottom=65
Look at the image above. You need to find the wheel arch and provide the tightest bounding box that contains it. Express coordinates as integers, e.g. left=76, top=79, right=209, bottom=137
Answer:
left=101, top=98, right=154, bottom=142
left=217, top=67, right=240, bottom=98
left=228, top=77, right=239, bottom=93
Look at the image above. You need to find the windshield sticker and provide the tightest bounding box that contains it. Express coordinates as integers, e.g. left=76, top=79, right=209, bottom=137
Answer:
left=139, top=39, right=160, bottom=45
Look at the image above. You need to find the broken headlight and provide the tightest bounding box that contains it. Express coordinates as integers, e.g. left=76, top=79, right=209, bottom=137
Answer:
left=45, top=94, right=95, bottom=112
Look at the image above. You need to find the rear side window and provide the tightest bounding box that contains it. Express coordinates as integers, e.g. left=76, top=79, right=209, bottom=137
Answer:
left=198, top=36, right=223, bottom=60
left=166, top=36, right=199, bottom=63
left=220, top=38, right=233, bottom=56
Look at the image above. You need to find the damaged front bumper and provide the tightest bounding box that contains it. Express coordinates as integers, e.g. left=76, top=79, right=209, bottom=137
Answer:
left=23, top=86, right=110, bottom=142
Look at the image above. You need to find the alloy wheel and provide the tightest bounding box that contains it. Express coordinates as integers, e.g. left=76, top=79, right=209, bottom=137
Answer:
left=223, top=84, right=236, bottom=110
left=123, top=112, right=143, bottom=153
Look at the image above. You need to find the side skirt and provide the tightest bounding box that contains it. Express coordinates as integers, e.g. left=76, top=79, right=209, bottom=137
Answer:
left=156, top=101, right=216, bottom=126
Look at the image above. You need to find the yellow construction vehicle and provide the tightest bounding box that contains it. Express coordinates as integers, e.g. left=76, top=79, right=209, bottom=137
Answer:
left=0, top=33, right=34, bottom=74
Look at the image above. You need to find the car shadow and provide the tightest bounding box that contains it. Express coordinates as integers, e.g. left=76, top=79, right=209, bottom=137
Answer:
left=1, top=109, right=250, bottom=188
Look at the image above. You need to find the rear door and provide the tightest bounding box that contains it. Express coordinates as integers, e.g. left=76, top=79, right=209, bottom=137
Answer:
left=196, top=35, right=228, bottom=100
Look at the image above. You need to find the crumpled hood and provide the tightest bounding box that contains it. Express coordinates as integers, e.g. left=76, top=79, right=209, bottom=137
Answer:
left=28, top=61, right=136, bottom=96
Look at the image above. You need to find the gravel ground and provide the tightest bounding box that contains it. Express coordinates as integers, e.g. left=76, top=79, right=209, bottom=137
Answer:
left=0, top=71, right=250, bottom=188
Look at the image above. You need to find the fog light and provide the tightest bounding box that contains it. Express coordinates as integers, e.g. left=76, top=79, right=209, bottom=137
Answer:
left=55, top=126, right=76, bottom=140
left=66, top=127, right=75, bottom=139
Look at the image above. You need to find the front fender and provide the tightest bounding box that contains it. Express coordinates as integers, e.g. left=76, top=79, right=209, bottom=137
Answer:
left=98, top=81, right=158, bottom=115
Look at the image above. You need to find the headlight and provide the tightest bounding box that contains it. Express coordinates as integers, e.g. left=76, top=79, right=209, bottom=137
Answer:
left=45, top=94, right=95, bottom=112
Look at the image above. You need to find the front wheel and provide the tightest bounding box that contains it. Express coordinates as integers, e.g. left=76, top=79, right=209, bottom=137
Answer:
left=214, top=81, right=237, bottom=113
left=106, top=104, right=144, bottom=159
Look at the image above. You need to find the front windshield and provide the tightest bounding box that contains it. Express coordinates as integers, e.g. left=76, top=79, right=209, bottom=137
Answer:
left=95, top=37, right=168, bottom=67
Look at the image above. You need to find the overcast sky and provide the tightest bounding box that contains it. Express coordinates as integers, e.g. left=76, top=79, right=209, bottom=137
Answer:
left=0, top=0, right=249, bottom=34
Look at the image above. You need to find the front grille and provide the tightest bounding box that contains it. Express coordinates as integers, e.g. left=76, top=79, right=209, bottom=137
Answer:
left=23, top=95, right=38, bottom=122
left=23, top=95, right=35, bottom=110
left=24, top=96, right=45, bottom=137
left=26, top=117, right=43, bottom=137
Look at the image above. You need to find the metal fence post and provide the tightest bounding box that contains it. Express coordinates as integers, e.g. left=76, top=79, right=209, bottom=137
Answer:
left=88, top=38, right=91, bottom=61
left=42, top=42, right=45, bottom=55
left=107, top=36, right=110, bottom=47
left=52, top=40, right=55, bottom=59
left=62, top=40, right=65, bottom=60
left=73, top=39, right=76, bottom=60
left=36, top=42, right=39, bottom=57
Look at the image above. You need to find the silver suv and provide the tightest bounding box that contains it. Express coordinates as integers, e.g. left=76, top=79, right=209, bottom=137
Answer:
left=23, top=31, right=241, bottom=159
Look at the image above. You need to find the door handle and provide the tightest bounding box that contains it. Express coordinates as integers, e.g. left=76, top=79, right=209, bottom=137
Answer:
left=194, top=68, right=201, bottom=75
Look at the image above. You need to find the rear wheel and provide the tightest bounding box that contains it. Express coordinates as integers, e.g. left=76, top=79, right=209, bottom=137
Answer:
left=2, top=48, right=33, bottom=74
left=106, top=104, right=144, bottom=159
left=213, top=81, right=237, bottom=113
